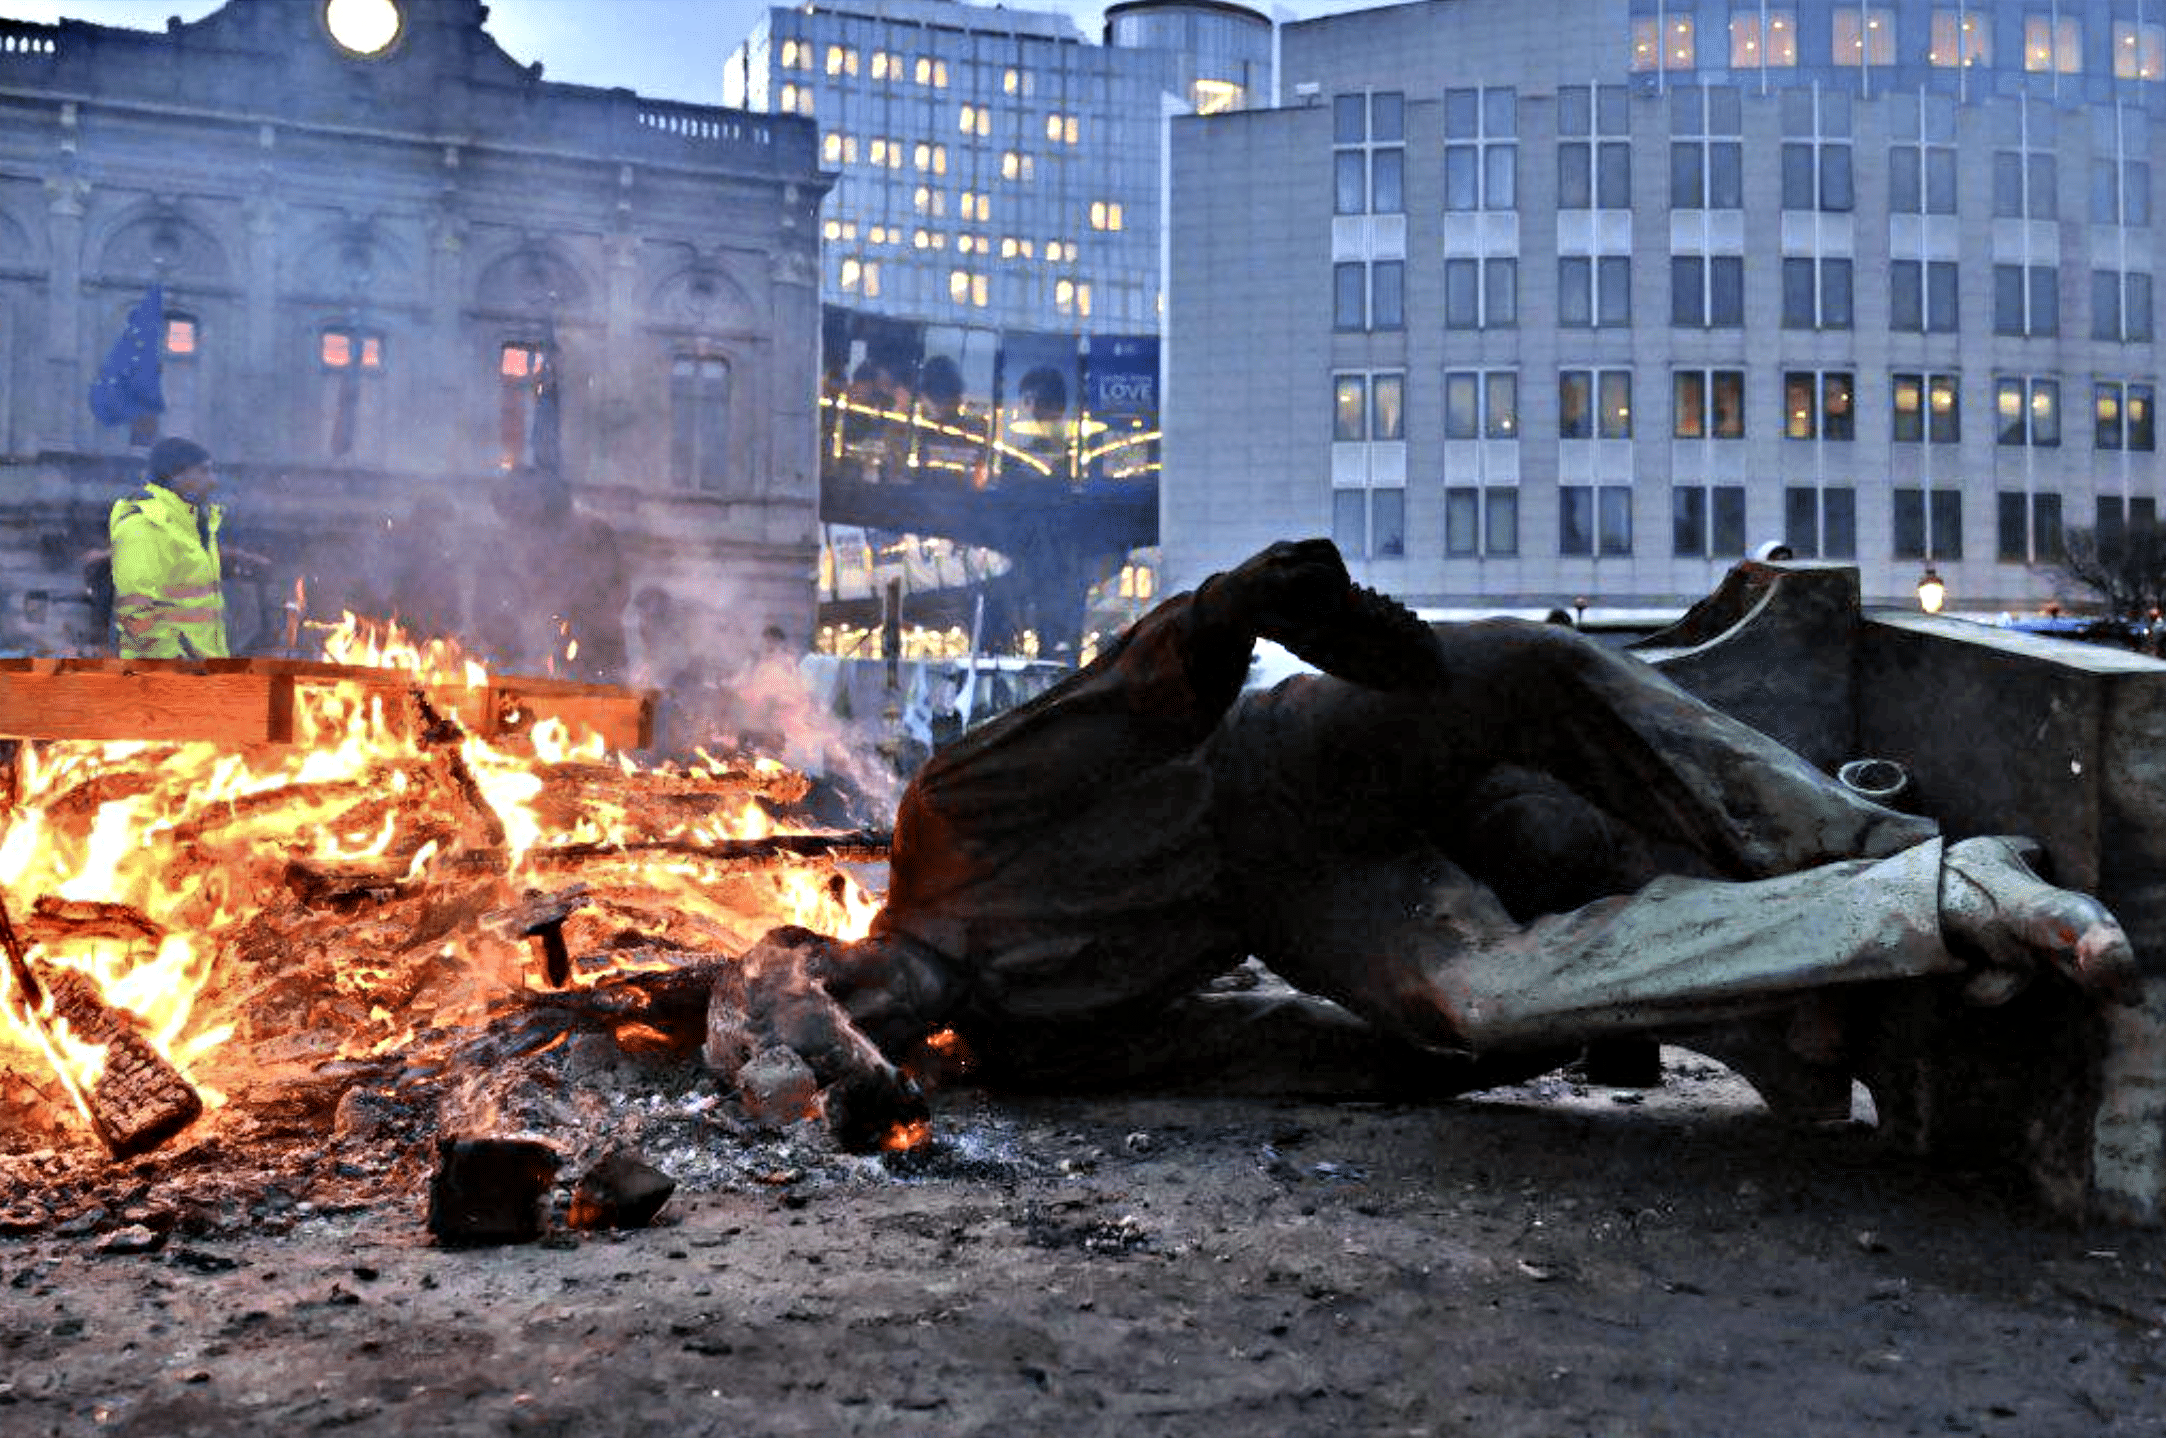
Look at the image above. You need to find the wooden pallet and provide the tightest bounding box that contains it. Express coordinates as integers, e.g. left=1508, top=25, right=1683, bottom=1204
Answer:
left=0, top=657, right=655, bottom=751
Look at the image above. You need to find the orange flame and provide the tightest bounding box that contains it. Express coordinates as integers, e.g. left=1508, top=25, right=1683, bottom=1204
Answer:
left=0, top=615, right=883, bottom=1149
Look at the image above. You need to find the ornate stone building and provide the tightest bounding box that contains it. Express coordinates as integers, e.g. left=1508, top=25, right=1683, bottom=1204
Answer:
left=0, top=0, right=828, bottom=678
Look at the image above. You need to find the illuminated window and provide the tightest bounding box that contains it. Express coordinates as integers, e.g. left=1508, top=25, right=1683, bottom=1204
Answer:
left=779, top=38, right=808, bottom=70
left=825, top=45, right=857, bottom=77
left=1892, top=372, right=1961, bottom=443
left=1833, top=7, right=1896, bottom=65
left=2026, top=14, right=2081, bottom=73
left=1045, top=113, right=1078, bottom=144
left=1003, top=68, right=1020, bottom=94
left=870, top=50, right=898, bottom=80
left=1444, top=369, right=1520, bottom=440
left=320, top=327, right=384, bottom=370
left=1088, top=200, right=1123, bottom=231
left=2095, top=380, right=2157, bottom=451
left=1782, top=370, right=1855, bottom=441
left=1629, top=12, right=1694, bottom=72
left=1001, top=150, right=1035, bottom=182
left=914, top=142, right=947, bottom=174
left=959, top=103, right=991, bottom=136
left=958, top=191, right=987, bottom=221
left=780, top=84, right=812, bottom=116
left=915, top=56, right=947, bottom=87
left=1995, top=376, right=2059, bottom=447
left=1731, top=9, right=1797, bottom=67
left=839, top=258, right=881, bottom=297
left=1929, top=8, right=1991, bottom=66
left=1671, top=369, right=1745, bottom=439
left=2117, top=21, right=2165, bottom=81
left=163, top=314, right=198, bottom=357
left=947, top=270, right=988, bottom=307
left=822, top=131, right=858, bottom=164
left=497, top=340, right=546, bottom=471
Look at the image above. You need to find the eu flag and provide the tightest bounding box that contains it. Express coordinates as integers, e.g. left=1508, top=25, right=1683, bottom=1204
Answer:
left=88, top=285, right=166, bottom=428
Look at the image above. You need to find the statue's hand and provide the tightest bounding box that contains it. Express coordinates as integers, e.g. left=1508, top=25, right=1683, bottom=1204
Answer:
left=1941, top=837, right=2143, bottom=1007
left=706, top=926, right=933, bottom=1151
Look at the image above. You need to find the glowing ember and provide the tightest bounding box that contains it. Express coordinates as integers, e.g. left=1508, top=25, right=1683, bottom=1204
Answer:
left=880, top=1119, right=934, bottom=1153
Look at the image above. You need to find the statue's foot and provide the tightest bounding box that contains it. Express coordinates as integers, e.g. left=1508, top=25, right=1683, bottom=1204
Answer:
left=1941, top=837, right=2142, bottom=1006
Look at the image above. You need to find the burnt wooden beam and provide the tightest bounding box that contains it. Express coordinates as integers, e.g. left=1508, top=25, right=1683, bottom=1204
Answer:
left=481, top=884, right=593, bottom=988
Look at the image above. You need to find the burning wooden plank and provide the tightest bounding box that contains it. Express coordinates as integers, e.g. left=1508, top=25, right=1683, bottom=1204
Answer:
left=0, top=893, right=201, bottom=1160
left=0, top=657, right=655, bottom=751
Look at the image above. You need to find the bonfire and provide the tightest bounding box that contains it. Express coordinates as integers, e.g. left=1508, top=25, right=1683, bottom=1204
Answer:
left=0, top=620, right=894, bottom=1240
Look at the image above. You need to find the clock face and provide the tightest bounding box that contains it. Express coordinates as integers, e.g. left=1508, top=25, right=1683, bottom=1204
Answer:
left=324, top=0, right=402, bottom=57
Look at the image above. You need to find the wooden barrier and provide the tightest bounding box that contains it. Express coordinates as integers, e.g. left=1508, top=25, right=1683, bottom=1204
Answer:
left=0, top=657, right=656, bottom=751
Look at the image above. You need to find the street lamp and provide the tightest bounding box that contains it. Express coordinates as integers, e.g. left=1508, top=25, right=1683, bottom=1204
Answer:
left=1916, top=566, right=1946, bottom=615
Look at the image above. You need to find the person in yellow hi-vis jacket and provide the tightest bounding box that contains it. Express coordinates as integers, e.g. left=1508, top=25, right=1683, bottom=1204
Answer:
left=109, top=436, right=228, bottom=659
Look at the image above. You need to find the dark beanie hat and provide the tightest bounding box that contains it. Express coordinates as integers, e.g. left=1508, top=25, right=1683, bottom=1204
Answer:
left=148, top=436, right=210, bottom=483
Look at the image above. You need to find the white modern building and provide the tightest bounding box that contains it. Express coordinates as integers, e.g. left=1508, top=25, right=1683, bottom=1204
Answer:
left=1164, top=0, right=2166, bottom=616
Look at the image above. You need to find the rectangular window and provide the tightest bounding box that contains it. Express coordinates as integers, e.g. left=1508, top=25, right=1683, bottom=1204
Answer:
left=1673, top=369, right=1745, bottom=439
left=1560, top=256, right=1630, bottom=328
left=1446, top=257, right=1516, bottom=330
left=1998, top=492, right=2065, bottom=563
left=2095, top=381, right=2158, bottom=451
left=1732, top=10, right=1798, bottom=67
left=1671, top=255, right=1743, bottom=328
left=1337, top=90, right=1407, bottom=216
left=1993, top=264, right=2059, bottom=336
left=1894, top=489, right=1964, bottom=560
left=1996, top=376, right=2061, bottom=446
left=1631, top=14, right=1696, bottom=72
left=1890, top=145, right=1958, bottom=215
left=1446, top=487, right=1519, bottom=557
left=1444, top=86, right=1516, bottom=212
left=1834, top=7, right=1898, bottom=65
left=1782, top=257, right=1853, bottom=329
left=670, top=355, right=730, bottom=491
left=1890, top=260, right=1959, bottom=333
left=2026, top=14, right=2082, bottom=74
left=1598, top=369, right=1633, bottom=439
left=1334, top=487, right=1405, bottom=560
left=1559, top=484, right=1633, bottom=556
left=1781, top=141, right=1853, bottom=212
left=1334, top=263, right=1365, bottom=329
left=1372, top=373, right=1405, bottom=440
left=1786, top=485, right=1857, bottom=559
left=1892, top=372, right=1961, bottom=444
left=1333, top=374, right=1366, bottom=441
left=1929, top=8, right=1991, bottom=67
left=1784, top=370, right=1856, bottom=441
left=1559, top=369, right=1592, bottom=439
left=2117, top=21, right=2166, bottom=81
left=1371, top=261, right=1404, bottom=330
left=1446, top=370, right=1520, bottom=439
left=2092, top=271, right=2153, bottom=342
left=1673, top=484, right=1747, bottom=558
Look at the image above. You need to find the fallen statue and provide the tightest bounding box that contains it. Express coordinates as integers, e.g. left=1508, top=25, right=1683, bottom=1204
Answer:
left=710, top=539, right=2148, bottom=1211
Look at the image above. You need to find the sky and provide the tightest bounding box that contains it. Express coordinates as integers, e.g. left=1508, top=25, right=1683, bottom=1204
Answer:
left=1, top=0, right=1372, bottom=106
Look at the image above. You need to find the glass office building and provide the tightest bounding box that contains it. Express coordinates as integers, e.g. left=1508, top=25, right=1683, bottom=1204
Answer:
left=1164, top=0, right=2166, bottom=615
left=727, top=0, right=1272, bottom=335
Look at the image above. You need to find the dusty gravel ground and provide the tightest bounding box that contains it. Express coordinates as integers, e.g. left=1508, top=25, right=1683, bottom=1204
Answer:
left=2, top=1053, right=2163, bottom=1438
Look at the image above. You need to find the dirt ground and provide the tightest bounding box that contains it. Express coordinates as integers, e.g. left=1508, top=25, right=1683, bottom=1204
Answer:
left=2, top=1053, right=2162, bottom=1438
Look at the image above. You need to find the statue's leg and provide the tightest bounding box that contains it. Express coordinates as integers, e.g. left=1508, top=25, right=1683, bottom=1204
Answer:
left=1254, top=840, right=1959, bottom=1057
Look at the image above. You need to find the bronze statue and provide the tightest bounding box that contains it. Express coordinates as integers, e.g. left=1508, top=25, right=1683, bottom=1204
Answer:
left=713, top=540, right=2137, bottom=1138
